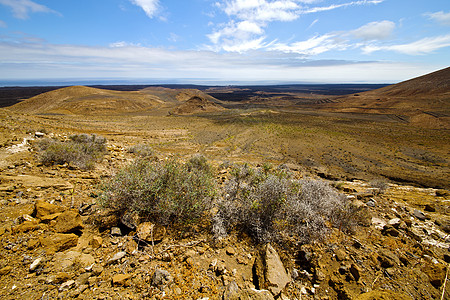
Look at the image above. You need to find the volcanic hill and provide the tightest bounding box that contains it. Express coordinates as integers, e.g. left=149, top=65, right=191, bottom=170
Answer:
left=9, top=86, right=224, bottom=116
left=324, top=67, right=450, bottom=128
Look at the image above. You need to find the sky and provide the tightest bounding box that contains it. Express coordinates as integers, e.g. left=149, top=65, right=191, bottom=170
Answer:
left=0, top=0, right=449, bottom=85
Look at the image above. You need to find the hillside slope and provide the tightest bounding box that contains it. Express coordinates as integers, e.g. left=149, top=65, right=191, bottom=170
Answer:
left=325, top=67, right=450, bottom=128
left=9, top=86, right=224, bottom=116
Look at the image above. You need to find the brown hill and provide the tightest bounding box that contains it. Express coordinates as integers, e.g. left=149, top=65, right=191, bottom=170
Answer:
left=325, top=67, right=450, bottom=128
left=170, top=95, right=226, bottom=115
left=9, top=86, right=162, bottom=115
left=8, top=86, right=224, bottom=116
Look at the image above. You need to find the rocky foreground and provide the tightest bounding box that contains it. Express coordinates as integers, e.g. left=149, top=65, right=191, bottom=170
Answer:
left=0, top=131, right=449, bottom=300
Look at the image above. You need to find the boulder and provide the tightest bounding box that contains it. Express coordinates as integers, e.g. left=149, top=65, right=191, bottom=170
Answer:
left=34, top=200, right=63, bottom=219
left=254, top=244, right=290, bottom=296
left=136, top=222, right=166, bottom=242
left=54, top=209, right=83, bottom=233
left=40, top=233, right=78, bottom=254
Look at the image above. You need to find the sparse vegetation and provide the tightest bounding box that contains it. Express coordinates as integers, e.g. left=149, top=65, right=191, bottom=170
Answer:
left=213, top=164, right=351, bottom=244
left=127, top=144, right=155, bottom=158
left=36, top=133, right=107, bottom=170
left=99, top=155, right=216, bottom=227
left=370, top=179, right=389, bottom=195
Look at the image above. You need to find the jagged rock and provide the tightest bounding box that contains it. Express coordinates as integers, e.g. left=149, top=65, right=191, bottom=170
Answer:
left=34, top=200, right=64, bottom=219
left=53, top=251, right=94, bottom=271
left=422, top=263, right=446, bottom=288
left=89, top=236, right=103, bottom=248
left=54, top=209, right=83, bottom=233
left=226, top=246, right=236, bottom=256
left=107, top=251, right=127, bottom=265
left=366, top=199, right=376, bottom=207
left=13, top=220, right=39, bottom=233
left=223, top=281, right=240, bottom=300
left=151, top=269, right=172, bottom=290
left=0, top=266, right=12, bottom=275
left=241, top=288, right=275, bottom=300
left=349, top=263, right=361, bottom=281
left=40, top=233, right=78, bottom=254
left=112, top=273, right=132, bottom=286
left=40, top=212, right=62, bottom=223
left=424, top=204, right=435, bottom=212
left=412, top=209, right=426, bottom=221
left=355, top=290, right=413, bottom=300
left=387, top=218, right=401, bottom=228
left=59, top=280, right=76, bottom=292
left=254, top=244, right=290, bottom=296
left=371, top=217, right=386, bottom=230
left=29, top=257, right=44, bottom=272
left=120, top=211, right=140, bottom=230
left=76, top=272, right=92, bottom=286
left=92, top=265, right=104, bottom=276
left=136, top=222, right=166, bottom=242
left=46, top=272, right=71, bottom=284
left=435, top=218, right=450, bottom=233
left=91, top=210, right=119, bottom=230
left=334, top=249, right=348, bottom=261
left=111, top=226, right=122, bottom=236
left=210, top=259, right=227, bottom=276
left=377, top=249, right=400, bottom=268
left=382, top=225, right=400, bottom=237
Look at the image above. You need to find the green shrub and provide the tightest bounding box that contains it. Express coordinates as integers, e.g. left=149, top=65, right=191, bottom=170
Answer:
left=213, top=164, right=349, bottom=244
left=99, top=157, right=216, bottom=227
left=36, top=134, right=106, bottom=170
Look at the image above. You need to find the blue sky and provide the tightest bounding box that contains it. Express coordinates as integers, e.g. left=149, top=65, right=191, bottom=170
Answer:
left=0, top=0, right=449, bottom=85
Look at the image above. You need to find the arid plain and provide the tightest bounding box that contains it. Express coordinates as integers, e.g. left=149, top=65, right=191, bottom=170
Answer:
left=0, top=67, right=448, bottom=299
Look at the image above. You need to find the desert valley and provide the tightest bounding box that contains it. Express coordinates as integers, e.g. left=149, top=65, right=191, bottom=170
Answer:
left=0, top=67, right=449, bottom=300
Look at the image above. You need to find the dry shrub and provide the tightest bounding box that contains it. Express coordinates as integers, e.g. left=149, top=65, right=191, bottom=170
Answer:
left=370, top=179, right=389, bottom=195
left=127, top=144, right=155, bottom=158
left=36, top=134, right=106, bottom=170
left=99, top=155, right=216, bottom=227
left=213, top=164, right=350, bottom=244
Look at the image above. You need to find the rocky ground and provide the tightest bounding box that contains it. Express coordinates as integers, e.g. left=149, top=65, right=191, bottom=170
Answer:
left=0, top=125, right=449, bottom=299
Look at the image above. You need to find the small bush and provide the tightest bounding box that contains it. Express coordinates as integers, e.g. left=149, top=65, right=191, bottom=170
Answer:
left=127, top=144, right=155, bottom=158
left=99, top=157, right=216, bottom=227
left=213, top=164, right=349, bottom=244
left=36, top=134, right=106, bottom=170
left=370, top=179, right=389, bottom=195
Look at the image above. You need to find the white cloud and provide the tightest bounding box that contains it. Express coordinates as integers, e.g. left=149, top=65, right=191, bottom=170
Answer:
left=270, top=34, right=348, bottom=55
left=209, top=0, right=385, bottom=52
left=0, top=20, right=6, bottom=28
left=0, top=0, right=59, bottom=19
left=0, top=39, right=444, bottom=84
left=351, top=20, right=395, bottom=40
left=299, top=0, right=384, bottom=14
left=130, top=0, right=160, bottom=18
left=425, top=11, right=450, bottom=26
left=363, top=34, right=450, bottom=55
